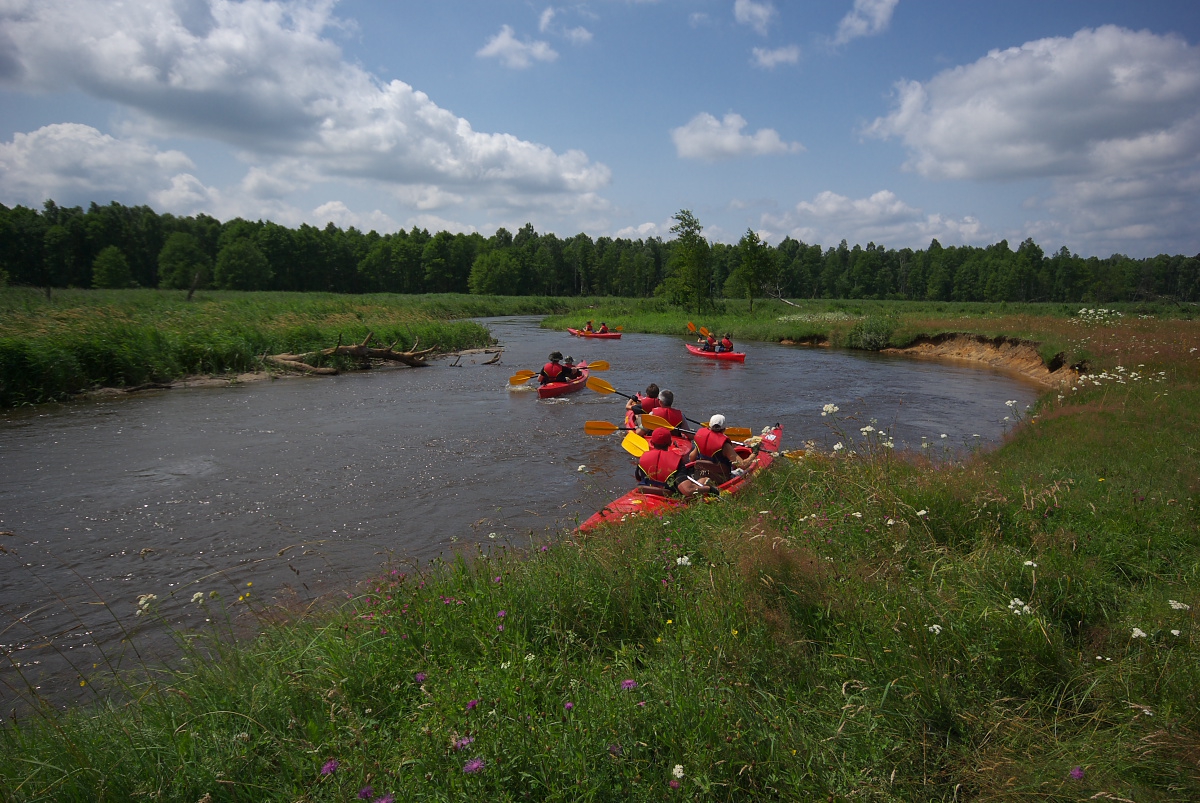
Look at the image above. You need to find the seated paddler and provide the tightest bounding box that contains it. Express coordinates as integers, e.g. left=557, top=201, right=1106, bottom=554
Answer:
left=538, top=352, right=565, bottom=385
left=688, top=414, right=753, bottom=484
left=636, top=427, right=711, bottom=497
left=559, top=355, right=581, bottom=381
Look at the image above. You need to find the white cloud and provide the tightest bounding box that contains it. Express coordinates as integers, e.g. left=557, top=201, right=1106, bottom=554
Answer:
left=834, top=0, right=899, bottom=45
left=538, top=6, right=592, bottom=44
left=564, top=26, right=593, bottom=45
left=671, top=112, right=803, bottom=161
left=734, top=0, right=775, bottom=37
left=0, top=122, right=196, bottom=206
left=865, top=25, right=1200, bottom=254
left=477, top=24, right=559, bottom=69
left=763, top=189, right=989, bottom=249
left=539, top=7, right=556, bottom=33
left=0, top=1, right=605, bottom=216
left=311, top=200, right=398, bottom=233
left=752, top=45, right=799, bottom=69
left=615, top=220, right=670, bottom=240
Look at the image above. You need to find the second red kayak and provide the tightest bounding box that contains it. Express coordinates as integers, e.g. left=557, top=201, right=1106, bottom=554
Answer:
left=537, top=364, right=589, bottom=399
left=685, top=343, right=746, bottom=362
left=568, top=328, right=622, bottom=339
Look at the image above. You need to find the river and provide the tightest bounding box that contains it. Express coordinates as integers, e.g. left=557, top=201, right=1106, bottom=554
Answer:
left=0, top=316, right=1041, bottom=716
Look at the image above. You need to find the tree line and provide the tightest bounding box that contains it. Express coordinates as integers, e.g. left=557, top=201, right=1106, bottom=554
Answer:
left=2, top=200, right=1198, bottom=306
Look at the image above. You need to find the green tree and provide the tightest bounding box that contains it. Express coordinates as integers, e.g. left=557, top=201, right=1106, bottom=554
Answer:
left=214, top=239, right=273, bottom=290
left=91, top=245, right=135, bottom=288
left=726, top=228, right=773, bottom=312
left=158, top=232, right=211, bottom=290
left=468, top=250, right=521, bottom=295
left=664, top=209, right=711, bottom=313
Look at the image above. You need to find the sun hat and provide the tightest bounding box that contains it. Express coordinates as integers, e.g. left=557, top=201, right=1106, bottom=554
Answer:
left=549, top=351, right=563, bottom=361
left=649, top=427, right=673, bottom=448
left=708, top=414, right=726, bottom=429
left=563, top=356, right=575, bottom=364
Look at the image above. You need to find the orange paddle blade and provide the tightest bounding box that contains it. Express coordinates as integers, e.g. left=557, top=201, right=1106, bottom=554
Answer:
left=615, top=326, right=624, bottom=331
left=584, top=420, right=620, bottom=436
left=699, top=326, right=710, bottom=337
left=508, top=372, right=535, bottom=385
left=687, top=321, right=696, bottom=332
left=586, top=376, right=616, bottom=395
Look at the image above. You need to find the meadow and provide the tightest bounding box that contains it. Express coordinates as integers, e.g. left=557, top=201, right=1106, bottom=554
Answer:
left=0, top=295, right=1198, bottom=801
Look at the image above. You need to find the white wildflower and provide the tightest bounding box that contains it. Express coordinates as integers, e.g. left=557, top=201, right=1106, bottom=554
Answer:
left=577, top=465, right=587, bottom=472
left=1168, top=600, right=1191, bottom=611
left=676, top=556, right=691, bottom=567
left=1006, top=400, right=1017, bottom=407
left=672, top=765, right=685, bottom=779
left=1131, top=627, right=1147, bottom=639
left=886, top=518, right=895, bottom=526
left=821, top=403, right=839, bottom=416
left=940, top=433, right=947, bottom=439
left=500, top=661, right=511, bottom=670
left=191, top=592, right=205, bottom=604
left=1024, top=560, right=1038, bottom=568
left=852, top=512, right=862, bottom=518
left=916, top=509, right=928, bottom=517
left=928, top=624, right=942, bottom=634
left=860, top=425, right=875, bottom=434
left=1009, top=598, right=1033, bottom=616
left=833, top=442, right=844, bottom=452
left=1171, top=629, right=1181, bottom=637
left=525, top=653, right=536, bottom=663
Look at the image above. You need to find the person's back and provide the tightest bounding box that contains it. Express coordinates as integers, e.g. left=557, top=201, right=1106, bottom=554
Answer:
left=720, top=334, right=733, bottom=353
left=560, top=357, right=580, bottom=381
left=655, top=389, right=685, bottom=430
left=598, top=322, right=609, bottom=333
left=538, top=352, right=565, bottom=384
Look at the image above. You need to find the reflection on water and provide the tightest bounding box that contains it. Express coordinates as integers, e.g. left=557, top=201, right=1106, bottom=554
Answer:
left=0, top=316, right=1041, bottom=713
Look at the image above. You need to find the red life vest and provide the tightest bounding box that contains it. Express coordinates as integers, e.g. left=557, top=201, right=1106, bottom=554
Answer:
left=540, top=362, right=563, bottom=383
left=693, top=427, right=728, bottom=460
left=637, top=448, right=685, bottom=487
left=656, top=406, right=684, bottom=428
left=638, top=394, right=660, bottom=413
left=721, top=337, right=733, bottom=351
left=706, top=335, right=717, bottom=348
left=625, top=407, right=638, bottom=429
left=599, top=324, right=608, bottom=333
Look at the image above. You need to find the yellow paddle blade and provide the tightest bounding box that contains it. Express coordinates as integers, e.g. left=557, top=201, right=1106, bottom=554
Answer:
left=584, top=420, right=620, bottom=436
left=687, top=321, right=696, bottom=332
left=725, top=426, right=753, bottom=439
left=640, top=413, right=673, bottom=430
left=586, top=376, right=616, bottom=395
left=615, top=326, right=624, bottom=331
left=587, top=360, right=610, bottom=371
left=622, top=431, right=648, bottom=457
left=508, top=373, right=535, bottom=385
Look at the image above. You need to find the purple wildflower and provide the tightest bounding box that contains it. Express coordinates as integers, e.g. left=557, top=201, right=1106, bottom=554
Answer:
left=621, top=679, right=638, bottom=691
left=358, top=787, right=374, bottom=800
left=454, top=735, right=475, bottom=751
left=415, top=672, right=426, bottom=683
left=493, top=576, right=502, bottom=583
left=564, top=701, right=574, bottom=711
left=669, top=780, right=681, bottom=790
left=374, top=795, right=394, bottom=803
left=539, top=545, right=548, bottom=552
left=497, top=610, right=506, bottom=618
left=1070, top=766, right=1085, bottom=780
left=463, top=757, right=485, bottom=774
left=466, top=699, right=479, bottom=711
left=608, top=743, right=623, bottom=756
left=637, top=701, right=646, bottom=707
left=320, top=759, right=338, bottom=776
left=497, top=624, right=504, bottom=632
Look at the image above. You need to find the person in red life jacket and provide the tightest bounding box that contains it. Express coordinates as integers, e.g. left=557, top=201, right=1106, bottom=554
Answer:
left=598, top=322, right=609, bottom=334
left=719, top=333, right=734, bottom=353
left=538, top=352, right=565, bottom=385
left=636, top=427, right=711, bottom=496
left=688, top=414, right=752, bottom=483
left=625, top=383, right=660, bottom=429
left=583, top=320, right=595, bottom=333
left=649, top=389, right=686, bottom=432
left=705, top=332, right=718, bottom=351
left=559, top=356, right=581, bottom=382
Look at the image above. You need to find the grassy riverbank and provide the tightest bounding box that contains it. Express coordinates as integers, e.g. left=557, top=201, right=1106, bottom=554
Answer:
left=1, top=311, right=1198, bottom=801
left=0, top=289, right=604, bottom=407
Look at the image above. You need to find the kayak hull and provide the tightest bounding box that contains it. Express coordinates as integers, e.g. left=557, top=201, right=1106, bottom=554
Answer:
left=538, top=366, right=589, bottom=399
left=685, top=343, right=745, bottom=362
left=577, top=426, right=782, bottom=532
left=568, top=328, right=622, bottom=339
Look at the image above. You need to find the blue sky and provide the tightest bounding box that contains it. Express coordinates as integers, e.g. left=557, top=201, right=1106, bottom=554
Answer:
left=1, top=0, right=1198, bottom=258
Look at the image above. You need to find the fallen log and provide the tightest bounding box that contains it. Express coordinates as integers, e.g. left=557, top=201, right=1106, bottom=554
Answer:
left=266, top=331, right=438, bottom=375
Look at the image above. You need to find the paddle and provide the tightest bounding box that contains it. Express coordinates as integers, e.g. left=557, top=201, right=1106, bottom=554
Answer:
left=640, top=413, right=752, bottom=439
left=586, top=360, right=610, bottom=371
left=615, top=326, right=624, bottom=331
left=584, top=420, right=632, bottom=436
left=508, top=371, right=536, bottom=384
left=589, top=377, right=754, bottom=437
left=622, top=431, right=648, bottom=457
left=687, top=321, right=697, bottom=333
left=586, top=375, right=636, bottom=401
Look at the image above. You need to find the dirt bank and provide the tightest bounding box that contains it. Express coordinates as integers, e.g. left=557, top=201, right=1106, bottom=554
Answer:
left=881, top=333, right=1077, bottom=388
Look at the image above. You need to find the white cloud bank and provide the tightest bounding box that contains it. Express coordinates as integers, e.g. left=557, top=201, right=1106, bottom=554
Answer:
left=671, top=112, right=803, bottom=161
left=0, top=0, right=608, bottom=226
left=866, top=25, right=1200, bottom=255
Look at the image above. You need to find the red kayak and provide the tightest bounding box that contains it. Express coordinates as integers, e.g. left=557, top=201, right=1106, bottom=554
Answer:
left=685, top=343, right=745, bottom=362
left=577, top=426, right=783, bottom=532
left=537, top=364, right=589, bottom=399
left=568, top=328, right=622, bottom=339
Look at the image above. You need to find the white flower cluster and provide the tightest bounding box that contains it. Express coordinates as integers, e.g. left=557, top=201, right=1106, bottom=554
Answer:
left=1009, top=598, right=1033, bottom=616
left=1131, top=627, right=1147, bottom=639
left=1074, top=365, right=1167, bottom=389
left=135, top=593, right=157, bottom=617
left=676, top=555, right=691, bottom=567
left=778, top=312, right=860, bottom=323
left=1071, top=308, right=1124, bottom=325
left=927, top=624, right=942, bottom=635
left=1169, top=599, right=1191, bottom=611
left=822, top=403, right=840, bottom=416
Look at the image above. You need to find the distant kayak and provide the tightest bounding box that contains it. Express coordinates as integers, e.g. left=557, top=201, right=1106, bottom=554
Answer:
left=685, top=343, right=745, bottom=362
left=537, top=364, right=589, bottom=399
left=568, top=328, right=622, bottom=339
left=577, top=425, right=782, bottom=532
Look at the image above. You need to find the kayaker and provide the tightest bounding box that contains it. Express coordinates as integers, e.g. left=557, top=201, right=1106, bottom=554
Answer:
left=636, top=427, right=712, bottom=497
left=538, top=352, right=565, bottom=385
left=720, top=333, right=734, bottom=353
left=583, top=321, right=595, bottom=333
left=705, top=332, right=718, bottom=351
left=560, top=356, right=581, bottom=382
left=652, top=389, right=686, bottom=432
left=689, top=414, right=753, bottom=483
left=598, top=322, right=609, bottom=334
left=625, top=383, right=660, bottom=429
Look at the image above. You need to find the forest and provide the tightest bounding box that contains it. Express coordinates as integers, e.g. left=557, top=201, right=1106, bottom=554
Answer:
left=2, top=199, right=1199, bottom=306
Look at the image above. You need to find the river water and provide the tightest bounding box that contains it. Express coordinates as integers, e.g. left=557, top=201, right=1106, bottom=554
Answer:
left=0, top=316, right=1040, bottom=715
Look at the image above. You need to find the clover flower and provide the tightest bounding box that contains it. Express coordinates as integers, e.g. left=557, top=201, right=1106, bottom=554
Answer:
left=414, top=672, right=426, bottom=683
left=564, top=701, right=574, bottom=711
left=621, top=679, right=638, bottom=690
left=466, top=699, right=479, bottom=711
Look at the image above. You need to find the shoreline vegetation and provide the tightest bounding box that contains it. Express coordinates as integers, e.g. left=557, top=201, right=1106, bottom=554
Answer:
left=1, top=291, right=1199, bottom=801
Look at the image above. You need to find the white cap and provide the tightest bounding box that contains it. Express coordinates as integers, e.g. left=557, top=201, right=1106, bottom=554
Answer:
left=708, top=414, right=726, bottom=429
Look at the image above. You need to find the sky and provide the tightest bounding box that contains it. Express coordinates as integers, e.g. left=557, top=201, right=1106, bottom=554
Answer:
left=1, top=0, right=1198, bottom=258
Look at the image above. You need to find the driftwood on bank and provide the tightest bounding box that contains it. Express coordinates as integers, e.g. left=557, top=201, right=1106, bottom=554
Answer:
left=265, top=332, right=438, bottom=375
